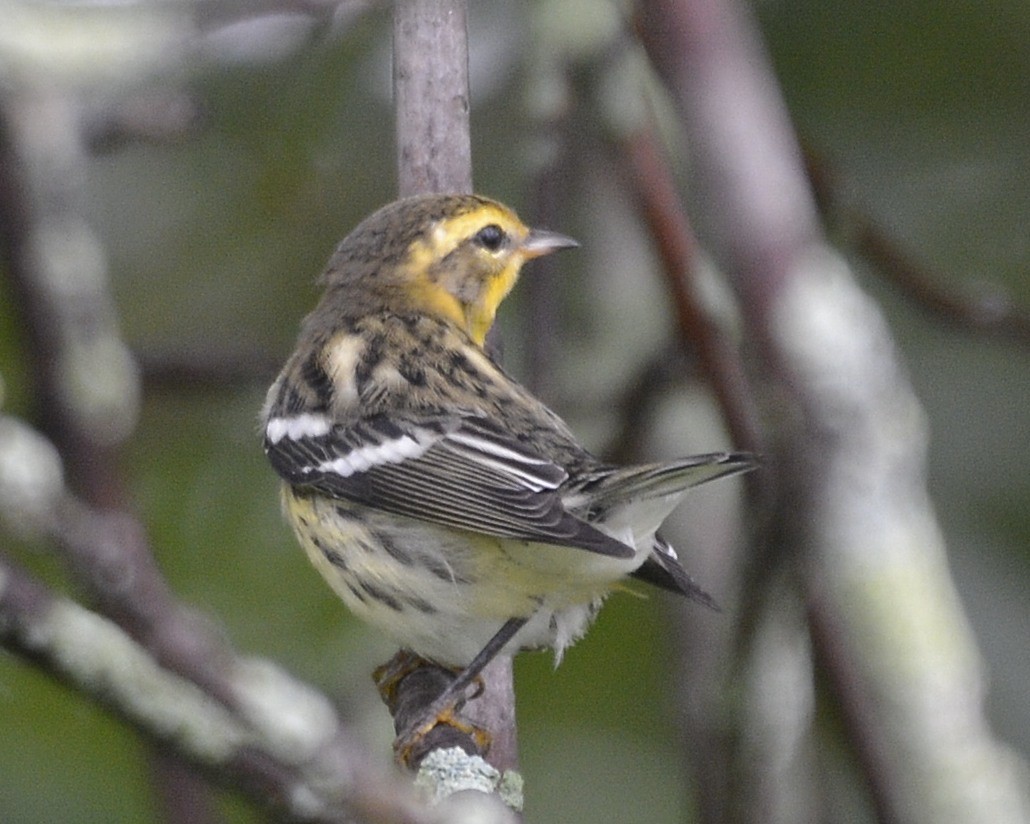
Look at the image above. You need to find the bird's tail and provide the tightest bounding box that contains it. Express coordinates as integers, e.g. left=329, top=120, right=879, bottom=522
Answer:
left=570, top=452, right=756, bottom=512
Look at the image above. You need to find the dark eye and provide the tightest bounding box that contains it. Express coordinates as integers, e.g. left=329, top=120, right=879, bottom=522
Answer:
left=473, top=224, right=505, bottom=251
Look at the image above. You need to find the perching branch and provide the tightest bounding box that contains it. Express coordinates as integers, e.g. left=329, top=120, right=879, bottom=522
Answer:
left=388, top=0, right=522, bottom=805
left=393, top=0, right=473, bottom=198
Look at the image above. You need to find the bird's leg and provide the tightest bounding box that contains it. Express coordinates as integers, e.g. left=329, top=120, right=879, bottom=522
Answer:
left=379, top=616, right=528, bottom=768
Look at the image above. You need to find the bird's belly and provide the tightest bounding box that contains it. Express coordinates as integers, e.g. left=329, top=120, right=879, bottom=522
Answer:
left=283, top=487, right=625, bottom=666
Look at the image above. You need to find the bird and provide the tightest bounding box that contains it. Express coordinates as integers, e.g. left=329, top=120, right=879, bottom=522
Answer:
left=261, top=193, right=753, bottom=755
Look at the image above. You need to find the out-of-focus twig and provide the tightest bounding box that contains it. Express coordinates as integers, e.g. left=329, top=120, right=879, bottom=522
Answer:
left=602, top=345, right=688, bottom=464
left=805, top=149, right=1030, bottom=348
left=855, top=218, right=1030, bottom=346
left=83, top=90, right=206, bottom=154
left=619, top=125, right=763, bottom=457
left=0, top=83, right=227, bottom=822
left=521, top=111, right=576, bottom=401
left=137, top=348, right=281, bottom=391
left=0, top=548, right=447, bottom=824
left=0, top=85, right=234, bottom=703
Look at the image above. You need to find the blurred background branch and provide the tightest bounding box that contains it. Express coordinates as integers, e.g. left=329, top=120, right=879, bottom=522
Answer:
left=804, top=147, right=1030, bottom=349
left=638, top=2, right=1028, bottom=823
left=0, top=535, right=440, bottom=824
left=0, top=1, right=511, bottom=821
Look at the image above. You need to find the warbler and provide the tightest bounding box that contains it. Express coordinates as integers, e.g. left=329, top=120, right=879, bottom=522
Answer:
left=262, top=193, right=752, bottom=682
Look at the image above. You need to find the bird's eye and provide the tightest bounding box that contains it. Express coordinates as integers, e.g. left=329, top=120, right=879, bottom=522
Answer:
left=473, top=224, right=505, bottom=252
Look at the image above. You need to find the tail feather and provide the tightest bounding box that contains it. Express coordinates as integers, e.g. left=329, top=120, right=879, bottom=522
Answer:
left=609, top=452, right=757, bottom=609
left=573, top=451, right=756, bottom=511
left=632, top=538, right=721, bottom=610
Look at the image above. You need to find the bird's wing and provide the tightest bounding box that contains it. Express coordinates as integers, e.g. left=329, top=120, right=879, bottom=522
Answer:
left=264, top=411, right=635, bottom=558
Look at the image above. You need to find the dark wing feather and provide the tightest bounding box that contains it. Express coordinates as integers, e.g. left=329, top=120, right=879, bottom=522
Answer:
left=632, top=536, right=720, bottom=610
left=265, top=413, right=634, bottom=559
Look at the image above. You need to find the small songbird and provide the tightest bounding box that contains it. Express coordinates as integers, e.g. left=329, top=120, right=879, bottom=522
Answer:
left=262, top=193, right=753, bottom=742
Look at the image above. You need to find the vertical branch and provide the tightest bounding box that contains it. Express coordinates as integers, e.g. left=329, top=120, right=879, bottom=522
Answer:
left=393, top=0, right=473, bottom=196
left=389, top=0, right=521, bottom=784
left=614, top=123, right=772, bottom=823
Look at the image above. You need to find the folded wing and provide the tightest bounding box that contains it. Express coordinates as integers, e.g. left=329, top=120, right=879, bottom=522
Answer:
left=265, top=412, right=635, bottom=558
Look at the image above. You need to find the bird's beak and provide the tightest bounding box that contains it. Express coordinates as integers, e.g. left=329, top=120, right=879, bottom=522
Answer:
left=521, top=228, right=579, bottom=259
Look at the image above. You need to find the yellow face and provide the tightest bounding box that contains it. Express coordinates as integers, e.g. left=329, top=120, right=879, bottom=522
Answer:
left=398, top=200, right=577, bottom=346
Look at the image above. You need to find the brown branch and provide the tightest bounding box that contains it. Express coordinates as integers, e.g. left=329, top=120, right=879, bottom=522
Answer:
left=393, top=0, right=473, bottom=197
left=637, top=0, right=820, bottom=316
left=618, top=125, right=764, bottom=457
left=855, top=218, right=1030, bottom=346
left=137, top=348, right=281, bottom=391
left=601, top=345, right=689, bottom=464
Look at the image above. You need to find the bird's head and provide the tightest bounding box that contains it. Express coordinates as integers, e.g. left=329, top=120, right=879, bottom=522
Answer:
left=320, top=194, right=578, bottom=346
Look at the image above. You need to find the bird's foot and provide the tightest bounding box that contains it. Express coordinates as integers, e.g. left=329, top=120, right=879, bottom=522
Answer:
left=373, top=650, right=490, bottom=769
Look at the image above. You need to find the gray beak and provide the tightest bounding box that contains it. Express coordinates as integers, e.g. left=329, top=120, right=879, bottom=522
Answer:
left=521, top=228, right=579, bottom=259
